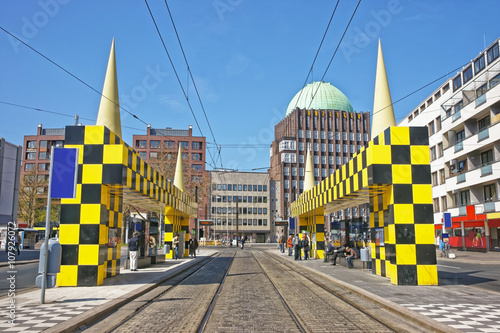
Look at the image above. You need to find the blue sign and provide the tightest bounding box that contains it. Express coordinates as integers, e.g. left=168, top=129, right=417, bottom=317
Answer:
left=288, top=217, right=295, bottom=230
left=444, top=212, right=452, bottom=228
left=50, top=148, right=78, bottom=199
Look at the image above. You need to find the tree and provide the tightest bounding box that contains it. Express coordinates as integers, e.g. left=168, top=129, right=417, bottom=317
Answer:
left=17, top=169, right=52, bottom=228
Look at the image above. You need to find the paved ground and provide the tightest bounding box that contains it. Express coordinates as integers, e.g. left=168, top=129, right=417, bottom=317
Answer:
left=0, top=246, right=499, bottom=332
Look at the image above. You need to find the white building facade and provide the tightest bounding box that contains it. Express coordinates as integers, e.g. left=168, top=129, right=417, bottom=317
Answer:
left=399, top=38, right=500, bottom=251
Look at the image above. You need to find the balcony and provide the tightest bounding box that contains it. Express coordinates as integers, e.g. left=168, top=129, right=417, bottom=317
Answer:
left=457, top=173, right=466, bottom=183
left=476, top=94, right=487, bottom=107
left=478, top=127, right=489, bottom=142
left=446, top=159, right=500, bottom=192
left=452, top=110, right=461, bottom=121
left=481, top=164, right=492, bottom=176
left=454, top=141, right=463, bottom=152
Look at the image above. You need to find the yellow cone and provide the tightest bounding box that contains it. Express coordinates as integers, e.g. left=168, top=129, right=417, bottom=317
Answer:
left=96, top=39, right=122, bottom=138
left=304, top=147, right=315, bottom=192
left=371, top=40, right=396, bottom=138
left=174, top=145, right=185, bottom=191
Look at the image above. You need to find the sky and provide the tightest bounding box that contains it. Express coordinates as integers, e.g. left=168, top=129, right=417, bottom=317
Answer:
left=1, top=0, right=500, bottom=172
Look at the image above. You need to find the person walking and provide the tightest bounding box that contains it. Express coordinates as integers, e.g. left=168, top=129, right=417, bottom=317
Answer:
left=14, top=232, right=21, bottom=256
left=129, top=232, right=140, bottom=271
left=278, top=235, right=283, bottom=252
left=294, top=234, right=302, bottom=260
left=188, top=234, right=198, bottom=258
left=286, top=234, right=293, bottom=256
left=302, top=234, right=310, bottom=260
left=173, top=233, right=180, bottom=259
left=240, top=235, right=246, bottom=249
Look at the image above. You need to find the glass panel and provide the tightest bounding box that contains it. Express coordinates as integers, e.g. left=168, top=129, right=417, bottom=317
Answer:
left=454, top=141, right=463, bottom=152
left=481, top=164, right=492, bottom=176
left=478, top=128, right=489, bottom=141
left=457, top=173, right=466, bottom=183
left=452, top=110, right=461, bottom=121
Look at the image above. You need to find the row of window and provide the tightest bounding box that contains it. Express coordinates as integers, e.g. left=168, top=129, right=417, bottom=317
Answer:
left=408, top=83, right=449, bottom=122
left=212, top=207, right=268, bottom=215
left=449, top=73, right=500, bottom=118
left=135, top=140, right=203, bottom=150
left=453, top=42, right=499, bottom=92
left=214, top=218, right=267, bottom=226
left=297, top=110, right=368, bottom=133
left=139, top=151, right=202, bottom=161
left=212, top=184, right=267, bottom=192
left=283, top=154, right=352, bottom=166
left=26, top=140, right=63, bottom=149
left=24, top=163, right=50, bottom=171
left=26, top=151, right=52, bottom=160
left=298, top=130, right=368, bottom=142
left=212, top=195, right=268, bottom=203
left=433, top=183, right=497, bottom=213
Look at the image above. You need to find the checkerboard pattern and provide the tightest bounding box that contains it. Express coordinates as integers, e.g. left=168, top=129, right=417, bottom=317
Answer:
left=291, top=126, right=437, bottom=285
left=0, top=302, right=101, bottom=332
left=403, top=303, right=500, bottom=332
left=58, top=125, right=196, bottom=286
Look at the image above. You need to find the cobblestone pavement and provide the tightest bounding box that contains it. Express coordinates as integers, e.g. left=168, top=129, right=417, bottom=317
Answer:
left=109, top=253, right=234, bottom=332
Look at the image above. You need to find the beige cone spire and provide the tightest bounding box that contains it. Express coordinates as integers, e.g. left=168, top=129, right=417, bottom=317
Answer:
left=96, top=39, right=122, bottom=137
left=304, top=146, right=315, bottom=192
left=371, top=39, right=396, bottom=138
left=173, top=145, right=185, bottom=191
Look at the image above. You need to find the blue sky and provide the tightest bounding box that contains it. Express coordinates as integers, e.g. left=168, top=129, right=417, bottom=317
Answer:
left=1, top=0, right=499, bottom=171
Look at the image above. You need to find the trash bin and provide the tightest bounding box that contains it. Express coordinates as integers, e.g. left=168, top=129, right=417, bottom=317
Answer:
left=360, top=247, right=370, bottom=261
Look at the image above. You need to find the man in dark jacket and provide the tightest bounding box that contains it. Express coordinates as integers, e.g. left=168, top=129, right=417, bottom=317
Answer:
left=188, top=234, right=198, bottom=258
left=129, top=232, right=140, bottom=271
left=330, top=243, right=346, bottom=266
left=294, top=234, right=302, bottom=261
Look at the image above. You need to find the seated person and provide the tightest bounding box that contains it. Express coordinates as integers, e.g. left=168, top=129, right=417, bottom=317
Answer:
left=345, top=246, right=359, bottom=268
left=330, top=244, right=346, bottom=266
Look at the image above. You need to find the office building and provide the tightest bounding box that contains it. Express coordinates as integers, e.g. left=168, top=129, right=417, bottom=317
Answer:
left=0, top=138, right=22, bottom=227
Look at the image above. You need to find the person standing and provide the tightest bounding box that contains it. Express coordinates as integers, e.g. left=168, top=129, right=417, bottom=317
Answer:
left=294, top=234, right=302, bottom=260
left=302, top=234, right=310, bottom=260
left=280, top=234, right=286, bottom=253
left=129, top=232, right=140, bottom=271
left=188, top=234, right=198, bottom=258
left=14, top=232, right=21, bottom=256
left=173, top=233, right=180, bottom=259
left=286, top=234, right=293, bottom=256
left=149, top=235, right=156, bottom=256
left=240, top=235, right=246, bottom=249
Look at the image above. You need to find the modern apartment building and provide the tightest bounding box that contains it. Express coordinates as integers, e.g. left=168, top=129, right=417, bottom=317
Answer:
left=270, top=81, right=371, bottom=242
left=132, top=124, right=209, bottom=226
left=209, top=171, right=270, bottom=243
left=0, top=138, right=22, bottom=226
left=399, top=38, right=500, bottom=251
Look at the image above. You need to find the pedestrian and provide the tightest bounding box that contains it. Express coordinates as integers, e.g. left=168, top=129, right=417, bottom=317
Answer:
left=286, top=234, right=293, bottom=256
left=149, top=235, right=156, bottom=256
left=188, top=234, right=198, bottom=258
left=280, top=233, right=286, bottom=253
left=14, top=232, right=21, bottom=256
left=173, top=233, right=180, bottom=259
left=240, top=235, right=246, bottom=249
left=345, top=246, right=359, bottom=269
left=330, top=243, right=347, bottom=266
left=129, top=232, right=140, bottom=271
left=302, top=234, right=310, bottom=260
left=294, top=234, right=302, bottom=260
left=278, top=235, right=283, bottom=252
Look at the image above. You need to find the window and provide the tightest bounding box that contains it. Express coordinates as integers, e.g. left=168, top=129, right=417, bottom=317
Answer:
left=299, top=142, right=304, bottom=151
left=263, top=185, right=267, bottom=191
left=481, top=149, right=493, bottom=166
left=439, top=169, right=445, bottom=184
left=39, top=151, right=49, bottom=159
left=314, top=168, right=319, bottom=177
left=192, top=153, right=202, bottom=161
left=463, top=66, right=473, bottom=84
left=258, top=185, right=262, bottom=191
left=478, top=116, right=490, bottom=131
left=306, top=130, right=311, bottom=139
left=180, top=141, right=189, bottom=149
left=336, top=156, right=341, bottom=165
left=441, top=196, right=447, bottom=211
left=431, top=172, right=438, bottom=186
left=243, top=185, right=247, bottom=191
left=453, top=75, right=462, bottom=91
left=460, top=190, right=470, bottom=206
left=292, top=167, right=297, bottom=176
left=182, top=153, right=188, bottom=160
left=24, top=163, right=35, bottom=171
left=456, top=129, right=465, bottom=143
left=238, top=184, right=242, bottom=191
left=335, top=144, right=340, bottom=153
left=314, top=143, right=319, bottom=152
left=487, top=43, right=499, bottom=64
left=328, top=144, right=333, bottom=152
left=299, top=168, right=304, bottom=176
left=314, top=155, right=319, bottom=164
left=474, top=54, right=485, bottom=74
left=38, top=163, right=48, bottom=171
left=150, top=140, right=160, bottom=149
left=476, top=83, right=487, bottom=98
left=139, top=151, right=146, bottom=159
left=322, top=168, right=326, bottom=177
left=428, top=121, right=435, bottom=136
left=253, top=185, right=257, bottom=191
left=321, top=143, right=326, bottom=152
left=164, top=141, right=175, bottom=149
left=136, top=140, right=146, bottom=148
left=299, top=130, right=304, bottom=138
left=284, top=167, right=289, bottom=176
left=454, top=100, right=463, bottom=114
left=39, top=141, right=47, bottom=148
left=434, top=91, right=441, bottom=100
left=321, top=156, right=326, bottom=165
left=436, top=116, right=442, bottom=131
left=26, top=152, right=36, bottom=160
left=457, top=159, right=467, bottom=172
left=343, top=145, right=348, bottom=153
left=192, top=141, right=202, bottom=150
left=430, top=146, right=436, bottom=161
left=433, top=198, right=440, bottom=213
left=54, top=141, right=63, bottom=148
left=192, top=164, right=202, bottom=171
left=313, top=131, right=318, bottom=139
left=484, top=184, right=496, bottom=202
left=490, top=73, right=500, bottom=89
left=329, top=156, right=334, bottom=165
left=299, top=155, right=304, bottom=163
left=437, top=142, right=443, bottom=158
left=27, top=141, right=37, bottom=149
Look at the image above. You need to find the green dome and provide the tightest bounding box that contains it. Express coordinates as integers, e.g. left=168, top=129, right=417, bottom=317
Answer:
left=285, top=81, right=353, bottom=116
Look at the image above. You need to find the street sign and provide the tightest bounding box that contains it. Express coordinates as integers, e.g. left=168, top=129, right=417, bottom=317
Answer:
left=199, top=220, right=214, bottom=226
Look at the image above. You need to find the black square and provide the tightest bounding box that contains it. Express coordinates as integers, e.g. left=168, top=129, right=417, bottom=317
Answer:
left=413, top=204, right=434, bottom=223
left=65, top=126, right=85, bottom=144
left=104, top=127, right=110, bottom=144
left=81, top=184, right=101, bottom=203
left=165, top=224, right=173, bottom=233
left=369, top=164, right=392, bottom=185
left=391, top=145, right=411, bottom=164
left=411, top=165, right=431, bottom=184
left=102, top=164, right=124, bottom=184
left=83, top=145, right=103, bottom=164
left=395, top=224, right=415, bottom=244
left=79, top=224, right=100, bottom=244
left=317, top=241, right=325, bottom=251
left=386, top=243, right=396, bottom=265
left=61, top=245, right=79, bottom=265
left=393, top=184, right=413, bottom=204
left=77, top=266, right=98, bottom=286
left=100, top=205, right=109, bottom=225
left=60, top=204, right=80, bottom=224
left=416, top=244, right=437, bottom=265
left=362, top=150, right=367, bottom=169
left=99, top=244, right=107, bottom=265
left=127, top=150, right=133, bottom=168
left=410, top=127, right=429, bottom=145
left=396, top=265, right=418, bottom=285
left=316, top=224, right=324, bottom=233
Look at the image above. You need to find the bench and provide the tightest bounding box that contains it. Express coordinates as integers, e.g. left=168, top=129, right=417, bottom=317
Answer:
left=324, top=253, right=371, bottom=269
